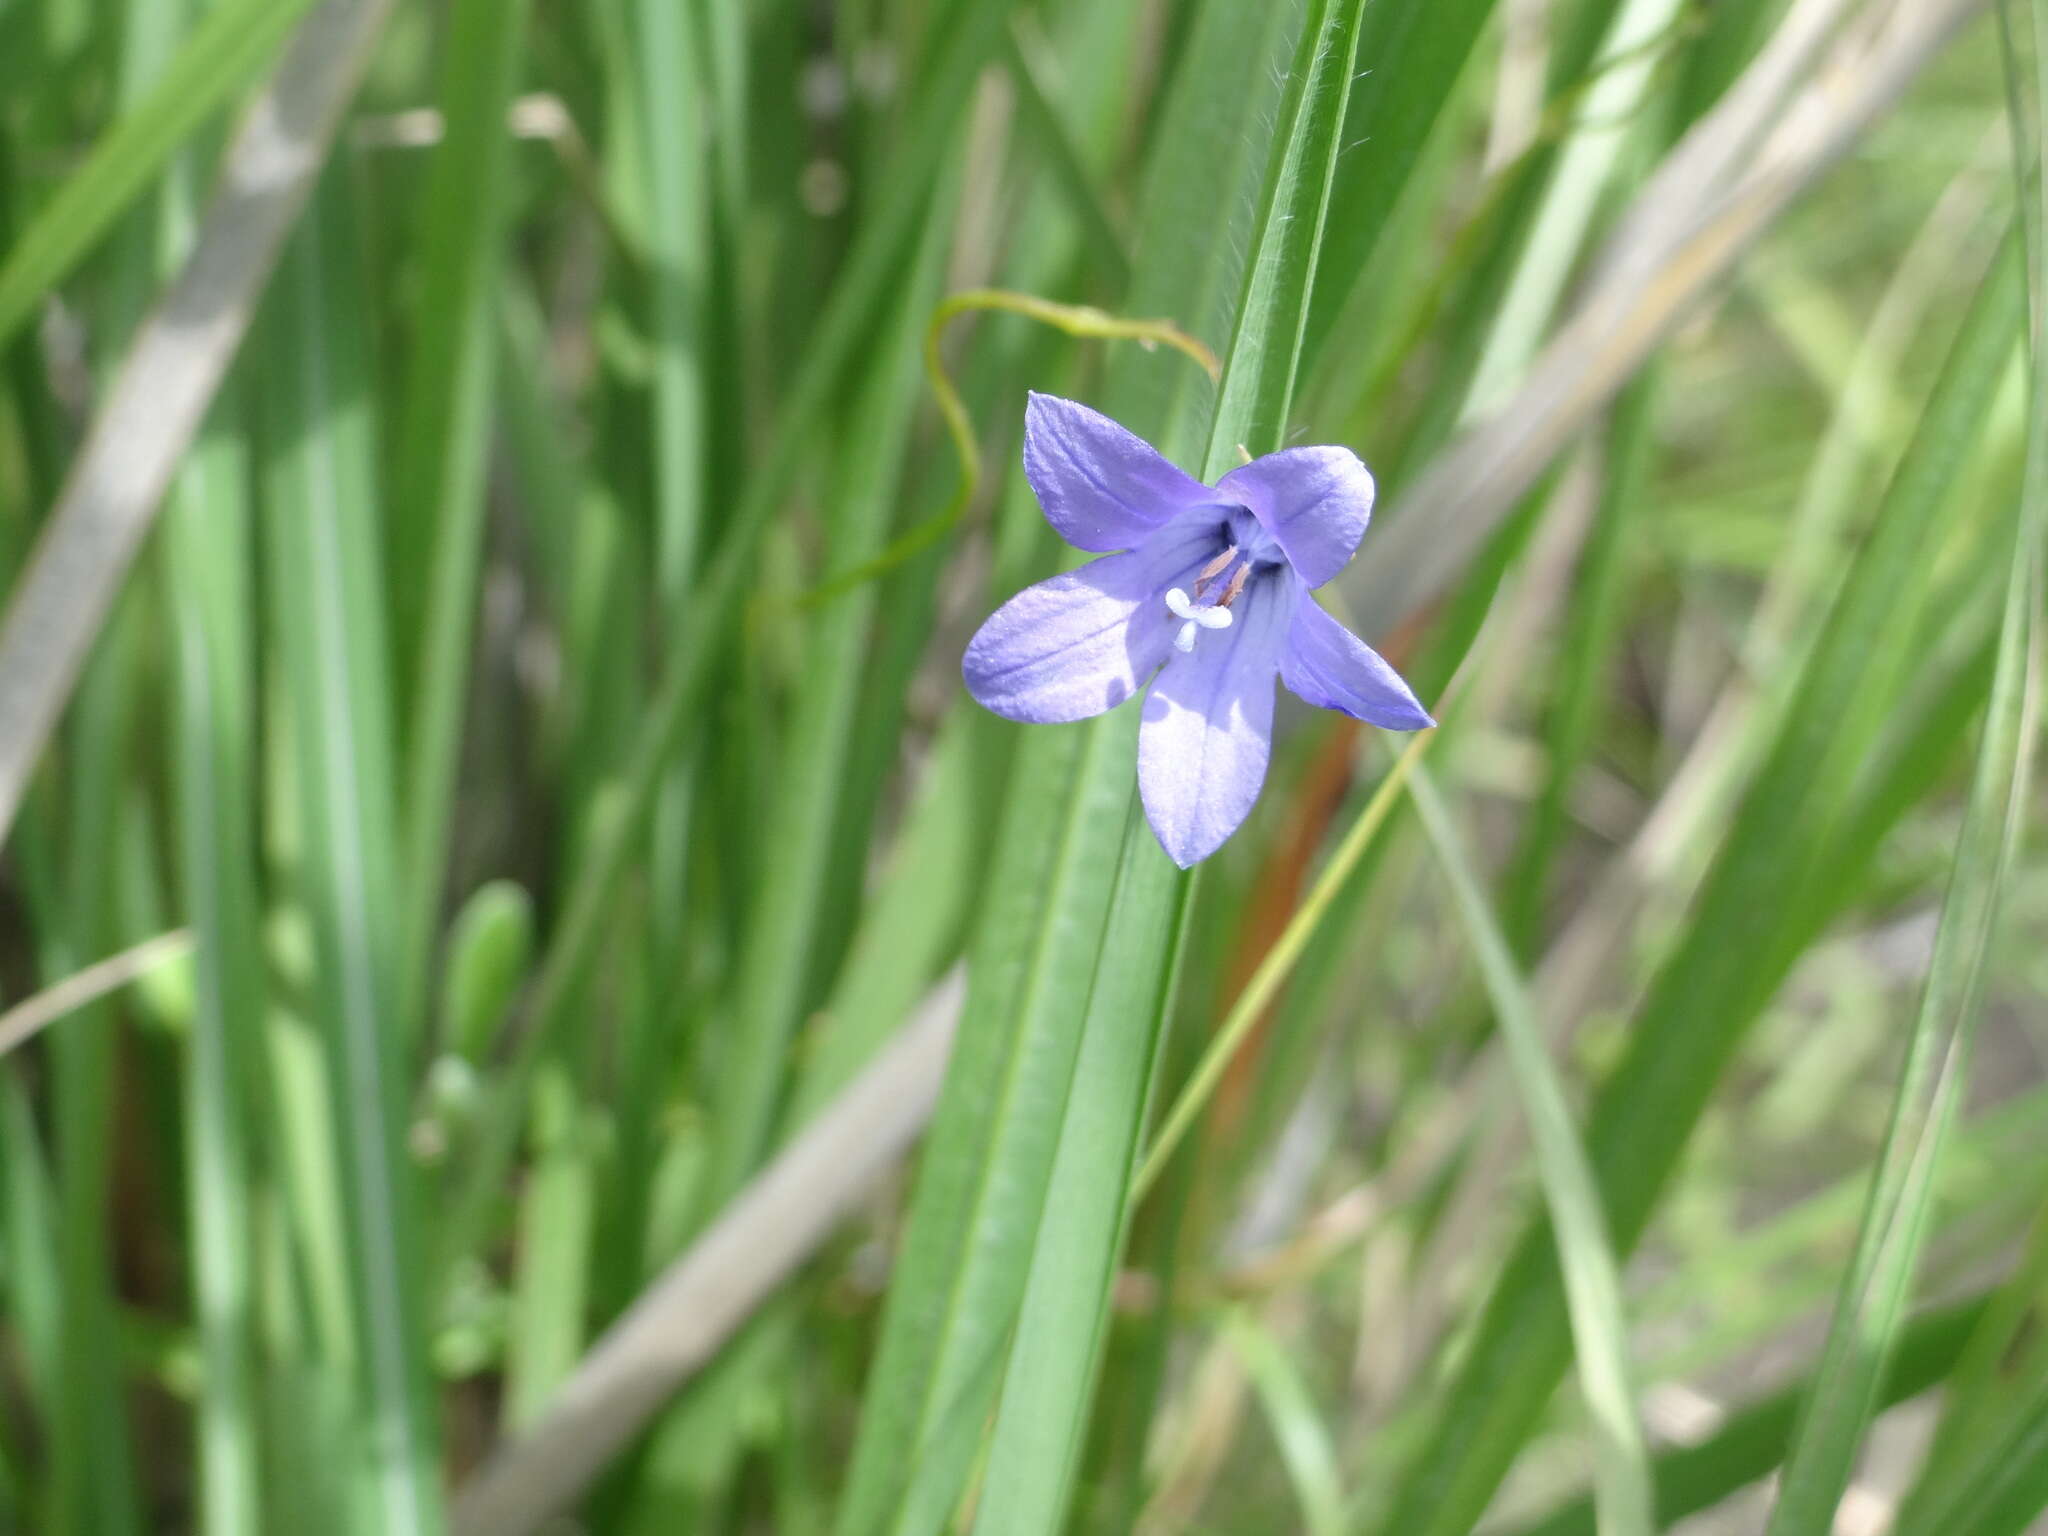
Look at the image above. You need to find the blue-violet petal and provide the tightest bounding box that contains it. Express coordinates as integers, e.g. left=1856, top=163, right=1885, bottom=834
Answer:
left=1217, top=446, right=1374, bottom=588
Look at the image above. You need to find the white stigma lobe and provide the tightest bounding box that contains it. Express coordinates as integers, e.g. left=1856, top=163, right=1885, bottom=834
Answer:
left=1165, top=586, right=1234, bottom=654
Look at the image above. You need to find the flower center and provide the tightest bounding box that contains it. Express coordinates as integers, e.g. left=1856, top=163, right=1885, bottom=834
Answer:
left=1164, top=587, right=1232, bottom=653
left=1164, top=543, right=1256, bottom=654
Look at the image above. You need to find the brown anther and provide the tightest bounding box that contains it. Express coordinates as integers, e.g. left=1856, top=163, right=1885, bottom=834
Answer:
left=1217, top=562, right=1251, bottom=608
left=1192, top=544, right=1238, bottom=599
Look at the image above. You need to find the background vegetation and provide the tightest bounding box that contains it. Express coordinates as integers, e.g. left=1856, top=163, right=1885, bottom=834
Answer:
left=0, top=0, right=2042, bottom=1533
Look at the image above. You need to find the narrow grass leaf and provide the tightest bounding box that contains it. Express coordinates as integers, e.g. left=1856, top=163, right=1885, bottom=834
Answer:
left=261, top=170, right=446, bottom=1536
left=1225, top=1308, right=1348, bottom=1536
left=1407, top=761, right=1653, bottom=1536
left=969, top=807, right=1193, bottom=1536
left=165, top=397, right=264, bottom=1536
left=1373, top=235, right=2025, bottom=1536
left=1509, top=1294, right=1990, bottom=1536
left=0, top=0, right=318, bottom=351
left=393, top=0, right=531, bottom=1028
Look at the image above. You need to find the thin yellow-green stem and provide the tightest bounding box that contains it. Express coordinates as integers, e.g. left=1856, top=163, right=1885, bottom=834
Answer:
left=795, top=288, right=1218, bottom=609
left=1131, top=721, right=1439, bottom=1201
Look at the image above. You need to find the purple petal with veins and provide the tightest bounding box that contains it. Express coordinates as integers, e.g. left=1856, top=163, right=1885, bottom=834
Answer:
left=961, top=393, right=1427, bottom=864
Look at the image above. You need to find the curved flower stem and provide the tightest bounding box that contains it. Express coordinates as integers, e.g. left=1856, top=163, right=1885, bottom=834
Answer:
left=794, top=288, right=1220, bottom=610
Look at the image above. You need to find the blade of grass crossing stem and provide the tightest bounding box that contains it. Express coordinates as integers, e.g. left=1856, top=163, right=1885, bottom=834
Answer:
left=970, top=805, right=1194, bottom=1536
left=393, top=0, right=531, bottom=1031
left=1371, top=235, right=2027, bottom=1536
left=1407, top=762, right=1653, bottom=1536
left=0, top=0, right=319, bottom=351
left=1463, top=0, right=1686, bottom=421
left=829, top=3, right=1307, bottom=1532
left=261, top=170, right=446, bottom=1536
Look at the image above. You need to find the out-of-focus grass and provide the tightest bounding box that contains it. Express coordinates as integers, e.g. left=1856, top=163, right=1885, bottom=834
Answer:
left=0, top=2, right=2040, bottom=1535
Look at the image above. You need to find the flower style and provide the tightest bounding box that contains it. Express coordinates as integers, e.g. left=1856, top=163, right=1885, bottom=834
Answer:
left=963, top=392, right=1432, bottom=867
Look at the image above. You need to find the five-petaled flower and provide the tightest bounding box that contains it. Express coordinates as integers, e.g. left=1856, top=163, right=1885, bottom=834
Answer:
left=963, top=392, right=1432, bottom=868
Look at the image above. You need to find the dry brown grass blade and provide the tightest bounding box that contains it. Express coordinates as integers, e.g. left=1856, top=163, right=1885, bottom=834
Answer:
left=0, top=930, right=193, bottom=1057
left=450, top=975, right=964, bottom=1536
left=0, top=0, right=394, bottom=851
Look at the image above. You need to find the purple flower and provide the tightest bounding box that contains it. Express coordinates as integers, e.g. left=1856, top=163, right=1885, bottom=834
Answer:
left=964, top=392, right=1433, bottom=867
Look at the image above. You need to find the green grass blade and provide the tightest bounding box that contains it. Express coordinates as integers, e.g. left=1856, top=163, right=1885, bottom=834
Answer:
left=1301, top=0, right=1497, bottom=379
left=1766, top=299, right=2036, bottom=1536
left=261, top=169, right=446, bottom=1536
left=0, top=0, right=318, bottom=351
left=437, top=0, right=1023, bottom=1274
left=1899, top=1388, right=2048, bottom=1536
left=1200, top=0, right=1371, bottom=472
left=393, top=0, right=531, bottom=1030
left=1407, top=761, right=1652, bottom=1536
left=1000, top=19, right=1130, bottom=290
left=969, top=807, right=1193, bottom=1536
left=1372, top=233, right=2026, bottom=1536
left=501, top=1060, right=597, bottom=1432
left=1509, top=1294, right=1990, bottom=1536
left=165, top=398, right=263, bottom=1536
left=703, top=198, right=950, bottom=1219
left=1224, top=1308, right=1347, bottom=1536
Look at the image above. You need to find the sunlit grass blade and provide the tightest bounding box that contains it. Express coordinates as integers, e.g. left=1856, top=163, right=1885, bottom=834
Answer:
left=1407, top=760, right=1651, bottom=1536
left=0, top=0, right=318, bottom=351
left=1372, top=234, right=2025, bottom=1536
left=261, top=170, right=446, bottom=1536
